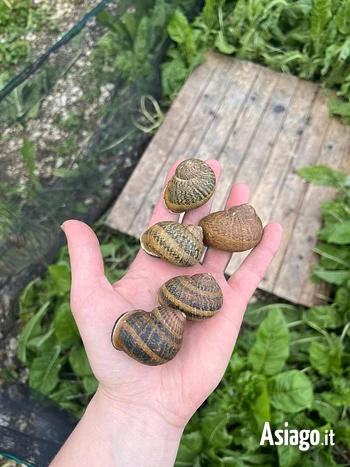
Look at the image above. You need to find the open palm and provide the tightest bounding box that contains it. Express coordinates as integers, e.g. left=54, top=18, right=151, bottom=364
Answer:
left=62, top=159, right=282, bottom=431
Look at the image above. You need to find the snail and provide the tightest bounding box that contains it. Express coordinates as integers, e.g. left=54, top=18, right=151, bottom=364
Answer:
left=198, top=204, right=263, bottom=252
left=158, top=273, right=223, bottom=321
left=164, top=159, right=216, bottom=213
left=140, top=221, right=204, bottom=267
left=111, top=305, right=186, bottom=366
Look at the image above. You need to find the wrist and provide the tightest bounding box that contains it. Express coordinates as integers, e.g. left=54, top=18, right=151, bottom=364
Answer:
left=93, top=386, right=184, bottom=466
left=51, top=386, right=184, bottom=467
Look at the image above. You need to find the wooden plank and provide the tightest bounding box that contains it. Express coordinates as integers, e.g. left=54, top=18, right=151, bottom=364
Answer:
left=227, top=79, right=317, bottom=276
left=194, top=59, right=260, bottom=162
left=251, top=80, right=318, bottom=226
left=105, top=52, right=217, bottom=232
left=210, top=66, right=279, bottom=214
left=105, top=52, right=350, bottom=307
left=255, top=90, right=332, bottom=292
left=274, top=118, right=350, bottom=306
left=233, top=73, right=299, bottom=190
left=129, top=54, right=239, bottom=237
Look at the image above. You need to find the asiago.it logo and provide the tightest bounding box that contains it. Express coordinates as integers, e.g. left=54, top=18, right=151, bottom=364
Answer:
left=260, top=422, right=335, bottom=451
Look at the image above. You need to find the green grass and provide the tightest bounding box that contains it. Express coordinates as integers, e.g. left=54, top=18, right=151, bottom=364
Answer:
left=0, top=0, right=54, bottom=74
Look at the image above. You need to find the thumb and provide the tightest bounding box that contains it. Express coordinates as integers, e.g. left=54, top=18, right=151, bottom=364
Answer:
left=61, top=220, right=105, bottom=306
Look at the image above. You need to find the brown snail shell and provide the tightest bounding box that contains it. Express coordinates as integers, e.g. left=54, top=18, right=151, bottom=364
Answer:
left=164, top=159, right=216, bottom=213
left=140, top=221, right=204, bottom=267
left=158, top=273, right=223, bottom=321
left=198, top=204, right=263, bottom=252
left=111, top=306, right=186, bottom=366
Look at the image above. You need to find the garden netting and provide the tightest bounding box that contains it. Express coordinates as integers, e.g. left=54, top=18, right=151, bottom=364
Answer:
left=0, top=1, right=202, bottom=465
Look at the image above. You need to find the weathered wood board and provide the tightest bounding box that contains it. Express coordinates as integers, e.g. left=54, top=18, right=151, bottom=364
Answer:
left=105, top=52, right=350, bottom=307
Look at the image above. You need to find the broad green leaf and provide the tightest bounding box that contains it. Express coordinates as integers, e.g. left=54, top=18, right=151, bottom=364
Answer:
left=100, top=240, right=124, bottom=258
left=54, top=302, right=80, bottom=345
left=311, top=0, right=332, bottom=54
left=328, top=221, right=350, bottom=245
left=241, top=453, right=275, bottom=465
left=83, top=375, right=99, bottom=393
left=50, top=381, right=80, bottom=404
left=229, top=352, right=247, bottom=374
left=313, top=269, right=350, bottom=285
left=244, top=302, right=300, bottom=326
left=298, top=165, right=347, bottom=188
left=277, top=444, right=301, bottom=467
left=134, top=17, right=150, bottom=59
left=303, top=305, right=342, bottom=329
left=329, top=98, right=350, bottom=119
left=69, top=345, right=93, bottom=377
left=309, top=340, right=342, bottom=376
left=19, top=278, right=39, bottom=312
left=314, top=243, right=350, bottom=270
left=248, top=308, right=289, bottom=376
left=161, top=55, right=189, bottom=98
left=151, top=0, right=174, bottom=29
left=48, top=263, right=71, bottom=296
left=202, top=413, right=232, bottom=449
left=167, top=10, right=195, bottom=63
left=335, top=425, right=350, bottom=447
left=312, top=399, right=339, bottom=425
left=214, top=31, right=235, bottom=54
left=203, top=0, right=215, bottom=26
left=168, top=10, right=191, bottom=44
left=322, top=391, right=350, bottom=406
left=17, top=301, right=51, bottom=363
left=269, top=370, right=313, bottom=413
left=27, top=327, right=57, bottom=354
left=29, top=347, right=64, bottom=395
left=175, top=431, right=203, bottom=466
left=334, top=287, right=350, bottom=313
left=252, top=380, right=270, bottom=430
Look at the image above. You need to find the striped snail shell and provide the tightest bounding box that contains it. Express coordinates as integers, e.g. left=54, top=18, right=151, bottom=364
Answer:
left=198, top=203, right=263, bottom=252
left=164, top=159, right=216, bottom=213
left=140, top=221, right=204, bottom=267
left=158, top=273, right=223, bottom=321
left=111, top=306, right=186, bottom=366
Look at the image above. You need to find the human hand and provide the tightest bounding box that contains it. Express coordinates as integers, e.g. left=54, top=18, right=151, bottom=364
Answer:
left=54, top=159, right=282, bottom=466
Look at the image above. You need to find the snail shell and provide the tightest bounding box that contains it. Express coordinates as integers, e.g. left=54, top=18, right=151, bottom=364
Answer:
left=140, top=221, right=204, bottom=267
left=164, top=159, right=216, bottom=213
left=111, top=306, right=186, bottom=366
left=198, top=204, right=263, bottom=252
left=158, top=273, right=223, bottom=321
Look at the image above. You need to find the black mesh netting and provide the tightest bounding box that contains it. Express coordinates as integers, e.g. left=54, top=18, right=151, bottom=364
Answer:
left=0, top=1, right=202, bottom=464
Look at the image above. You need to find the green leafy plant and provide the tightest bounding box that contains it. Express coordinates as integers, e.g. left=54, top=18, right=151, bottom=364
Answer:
left=175, top=301, right=349, bottom=466
left=173, top=165, right=350, bottom=466
left=0, top=0, right=53, bottom=72
left=17, top=233, right=139, bottom=418
left=0, top=70, right=50, bottom=125
left=161, top=0, right=350, bottom=115
left=93, top=0, right=175, bottom=87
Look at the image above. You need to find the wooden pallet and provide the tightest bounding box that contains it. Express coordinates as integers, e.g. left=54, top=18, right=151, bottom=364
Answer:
left=105, top=52, right=350, bottom=307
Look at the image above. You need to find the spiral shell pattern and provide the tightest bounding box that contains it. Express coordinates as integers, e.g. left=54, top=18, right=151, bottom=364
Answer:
left=111, top=306, right=186, bottom=366
left=164, top=159, right=216, bottom=213
left=140, top=221, right=204, bottom=267
left=158, top=273, right=223, bottom=321
left=198, top=204, right=263, bottom=252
